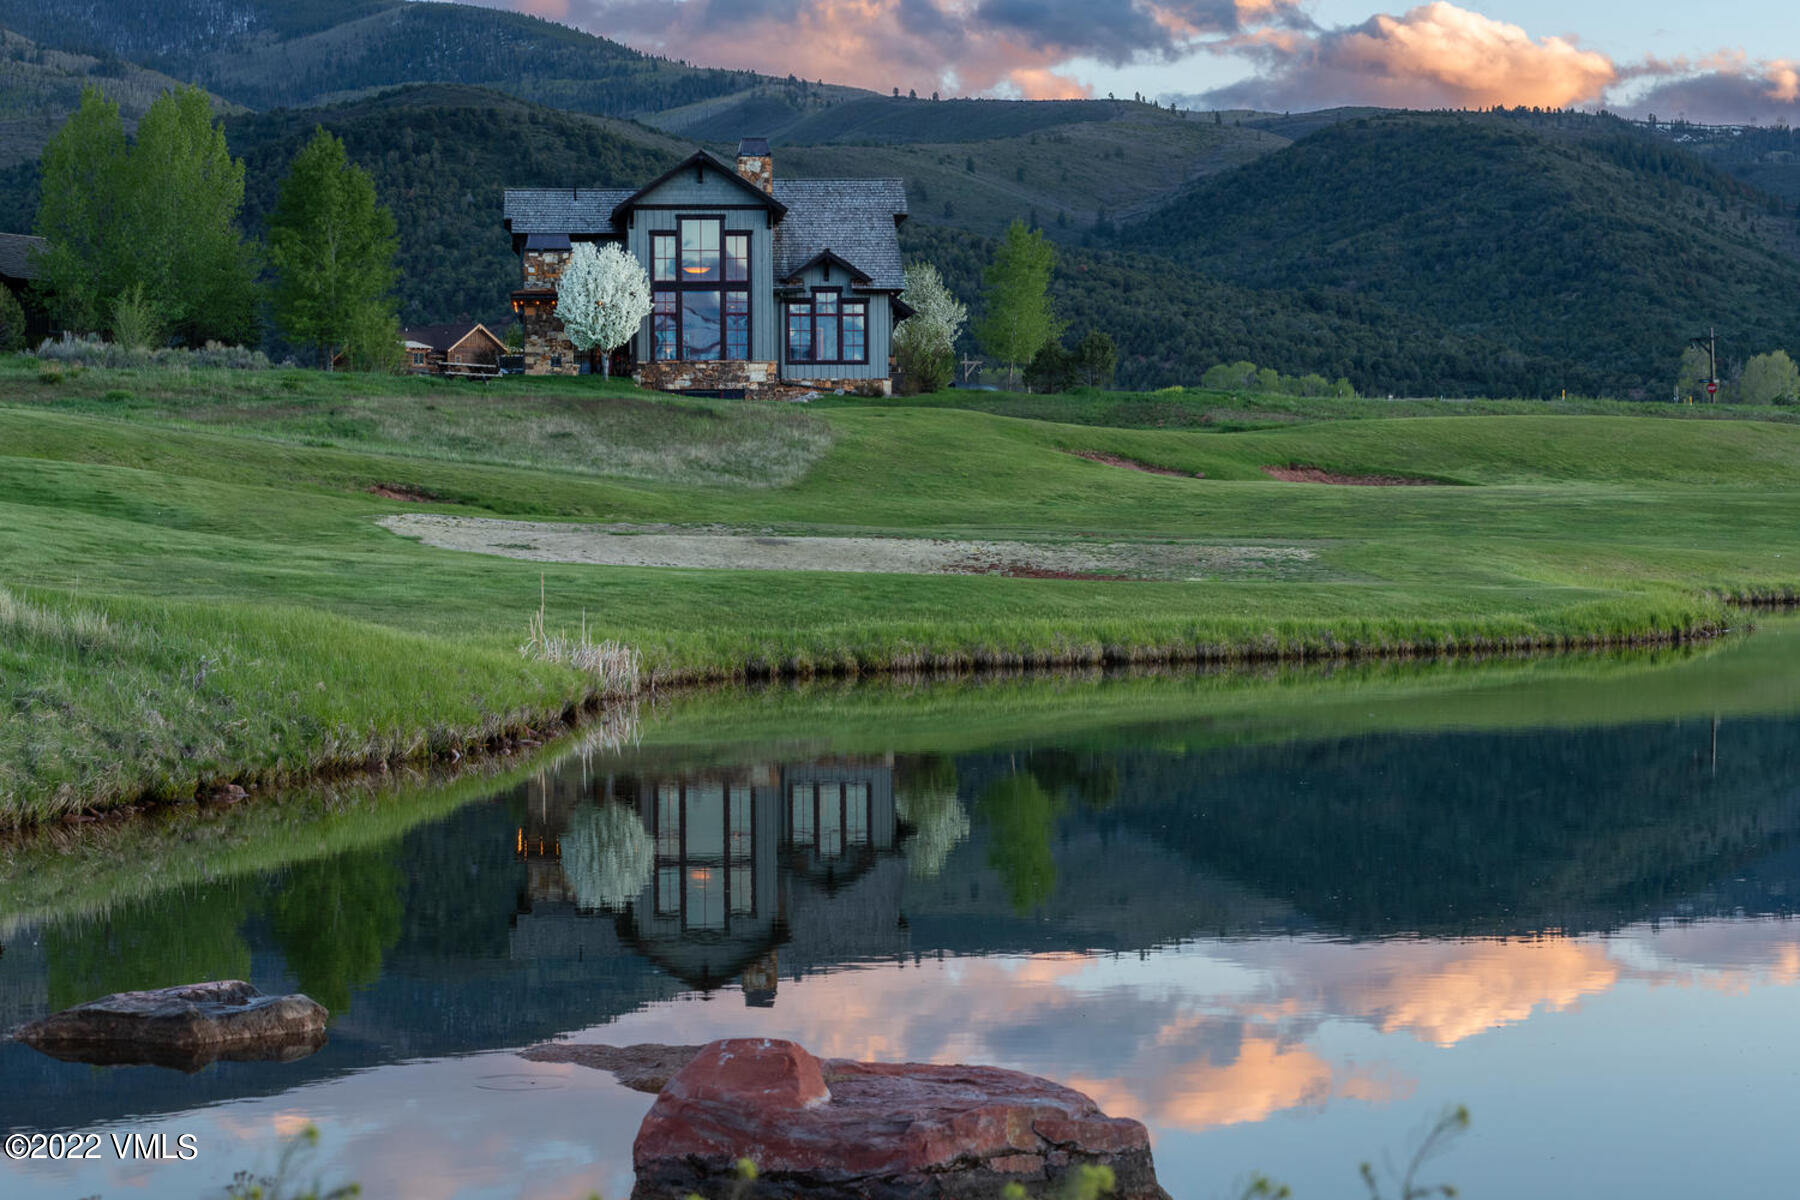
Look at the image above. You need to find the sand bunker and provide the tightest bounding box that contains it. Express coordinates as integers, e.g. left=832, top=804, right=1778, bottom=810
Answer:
left=1067, top=451, right=1202, bottom=479
left=379, top=515, right=1315, bottom=582
left=1261, top=464, right=1445, bottom=486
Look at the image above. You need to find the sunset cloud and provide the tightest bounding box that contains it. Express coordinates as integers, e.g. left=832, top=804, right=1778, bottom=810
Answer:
left=1197, top=2, right=1618, bottom=111
left=475, top=0, right=1308, bottom=98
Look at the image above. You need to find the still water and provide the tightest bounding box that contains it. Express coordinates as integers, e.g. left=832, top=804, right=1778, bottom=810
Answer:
left=5, top=626, right=1800, bottom=1198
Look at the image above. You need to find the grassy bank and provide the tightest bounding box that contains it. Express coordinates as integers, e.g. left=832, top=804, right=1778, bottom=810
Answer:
left=5, top=359, right=1799, bottom=823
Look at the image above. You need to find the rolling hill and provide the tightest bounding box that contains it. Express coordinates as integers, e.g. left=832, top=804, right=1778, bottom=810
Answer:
left=0, top=0, right=780, bottom=116
left=1114, top=111, right=1800, bottom=396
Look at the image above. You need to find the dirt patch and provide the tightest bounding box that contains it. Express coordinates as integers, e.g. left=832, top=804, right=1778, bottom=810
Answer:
left=1261, top=464, right=1444, bottom=487
left=379, top=514, right=1318, bottom=582
left=1069, top=450, right=1202, bottom=479
left=367, top=483, right=444, bottom=503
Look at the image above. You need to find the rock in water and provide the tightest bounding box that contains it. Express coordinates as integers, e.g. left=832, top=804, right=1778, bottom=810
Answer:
left=631, top=1038, right=1169, bottom=1200
left=15, top=980, right=327, bottom=1072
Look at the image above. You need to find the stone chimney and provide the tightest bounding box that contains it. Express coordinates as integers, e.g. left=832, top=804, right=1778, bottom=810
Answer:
left=735, top=136, right=773, bottom=194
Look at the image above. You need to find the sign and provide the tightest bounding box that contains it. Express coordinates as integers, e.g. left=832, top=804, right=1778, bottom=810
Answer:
left=1707, top=381, right=1719, bottom=395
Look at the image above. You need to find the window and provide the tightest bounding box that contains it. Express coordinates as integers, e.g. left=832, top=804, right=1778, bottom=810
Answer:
left=843, top=303, right=866, bottom=363
left=726, top=292, right=750, bottom=360
left=653, top=292, right=678, bottom=361
left=786, top=303, right=812, bottom=362
left=786, top=290, right=868, bottom=365
left=651, top=217, right=750, bottom=361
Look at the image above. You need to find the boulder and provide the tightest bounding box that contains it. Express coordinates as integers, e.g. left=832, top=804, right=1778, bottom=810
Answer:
left=630, top=1038, right=1169, bottom=1200
left=14, top=981, right=327, bottom=1072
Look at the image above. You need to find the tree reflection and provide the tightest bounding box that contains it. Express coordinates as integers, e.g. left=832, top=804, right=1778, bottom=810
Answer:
left=267, top=844, right=404, bottom=1016
left=44, top=882, right=255, bottom=1011
left=978, top=773, right=1063, bottom=913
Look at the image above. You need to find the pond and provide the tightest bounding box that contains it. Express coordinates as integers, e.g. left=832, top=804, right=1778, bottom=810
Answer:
left=5, top=623, right=1800, bottom=1198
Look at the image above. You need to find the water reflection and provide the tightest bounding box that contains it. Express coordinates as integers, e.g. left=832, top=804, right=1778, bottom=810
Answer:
left=513, top=761, right=900, bottom=999
left=6, top=635, right=1800, bottom=1198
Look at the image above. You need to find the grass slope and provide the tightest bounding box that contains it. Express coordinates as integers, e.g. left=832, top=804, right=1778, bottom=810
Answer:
left=9, top=363, right=1800, bottom=824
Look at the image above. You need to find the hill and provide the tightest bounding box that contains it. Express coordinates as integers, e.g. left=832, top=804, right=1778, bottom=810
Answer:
left=0, top=0, right=778, bottom=116
left=0, top=28, right=242, bottom=168
left=225, top=85, right=681, bottom=327
left=1114, top=110, right=1800, bottom=397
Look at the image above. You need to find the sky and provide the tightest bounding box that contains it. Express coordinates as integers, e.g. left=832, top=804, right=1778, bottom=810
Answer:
left=474, top=0, right=1800, bottom=124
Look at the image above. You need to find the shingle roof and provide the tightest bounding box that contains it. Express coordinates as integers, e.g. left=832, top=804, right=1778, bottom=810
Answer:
left=400, top=322, right=504, bottom=354
left=503, top=172, right=909, bottom=289
left=772, top=178, right=908, bottom=290
left=502, top=189, right=632, bottom=235
left=0, top=232, right=46, bottom=281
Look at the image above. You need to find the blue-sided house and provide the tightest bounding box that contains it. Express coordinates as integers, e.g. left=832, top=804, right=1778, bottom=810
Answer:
left=503, top=139, right=912, bottom=397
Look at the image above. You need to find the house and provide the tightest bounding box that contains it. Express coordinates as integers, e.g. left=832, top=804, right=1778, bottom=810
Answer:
left=502, top=139, right=913, bottom=397
left=0, top=232, right=50, bottom=343
left=398, top=321, right=509, bottom=375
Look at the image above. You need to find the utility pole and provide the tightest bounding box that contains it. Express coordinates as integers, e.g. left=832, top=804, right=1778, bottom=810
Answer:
left=1689, top=327, right=1719, bottom=402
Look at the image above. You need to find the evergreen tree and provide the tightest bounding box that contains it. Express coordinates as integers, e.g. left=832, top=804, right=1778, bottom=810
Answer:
left=1072, top=330, right=1117, bottom=388
left=32, top=86, right=127, bottom=333
left=268, top=127, right=399, bottom=369
left=975, top=220, right=1061, bottom=387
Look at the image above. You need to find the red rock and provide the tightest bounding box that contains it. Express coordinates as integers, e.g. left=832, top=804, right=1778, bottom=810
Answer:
left=630, top=1039, right=1167, bottom=1200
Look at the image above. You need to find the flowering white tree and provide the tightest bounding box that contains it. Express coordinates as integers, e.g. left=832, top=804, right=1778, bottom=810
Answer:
left=893, top=262, right=967, bottom=393
left=556, top=241, right=652, bottom=377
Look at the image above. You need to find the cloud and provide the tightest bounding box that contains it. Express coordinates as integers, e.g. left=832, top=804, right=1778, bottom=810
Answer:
left=475, top=0, right=1305, bottom=99
left=1194, top=2, right=1618, bottom=111
left=1621, top=61, right=1800, bottom=125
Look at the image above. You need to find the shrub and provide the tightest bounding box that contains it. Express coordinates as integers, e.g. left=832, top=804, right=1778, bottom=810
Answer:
left=0, top=284, right=26, bottom=353
left=35, top=333, right=273, bottom=371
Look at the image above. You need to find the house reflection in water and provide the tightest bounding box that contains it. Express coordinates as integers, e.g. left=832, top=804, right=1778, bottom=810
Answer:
left=512, top=759, right=902, bottom=1005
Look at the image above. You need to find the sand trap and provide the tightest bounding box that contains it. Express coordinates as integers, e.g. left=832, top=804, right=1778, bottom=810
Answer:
left=1067, top=451, right=1202, bottom=479
left=1261, top=464, right=1445, bottom=486
left=379, top=514, right=1316, bottom=581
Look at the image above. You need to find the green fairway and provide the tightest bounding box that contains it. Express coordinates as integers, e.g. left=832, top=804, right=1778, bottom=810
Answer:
left=4, top=358, right=1797, bottom=823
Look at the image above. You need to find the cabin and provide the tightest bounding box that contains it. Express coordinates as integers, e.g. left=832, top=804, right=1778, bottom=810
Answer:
left=398, top=321, right=508, bottom=376
left=502, top=139, right=912, bottom=397
left=0, top=232, right=50, bottom=343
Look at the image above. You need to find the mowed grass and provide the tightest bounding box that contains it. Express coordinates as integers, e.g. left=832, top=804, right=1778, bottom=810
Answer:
left=5, top=359, right=1799, bottom=822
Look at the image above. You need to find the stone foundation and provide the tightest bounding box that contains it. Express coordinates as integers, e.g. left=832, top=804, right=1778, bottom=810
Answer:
left=786, top=376, right=894, bottom=398
left=635, top=359, right=778, bottom=395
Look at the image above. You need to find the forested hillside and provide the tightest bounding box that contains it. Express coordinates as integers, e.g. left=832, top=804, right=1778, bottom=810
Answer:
left=1116, top=111, right=1800, bottom=396
left=0, top=0, right=772, bottom=116
left=226, top=86, right=680, bottom=326
left=902, top=224, right=1568, bottom=394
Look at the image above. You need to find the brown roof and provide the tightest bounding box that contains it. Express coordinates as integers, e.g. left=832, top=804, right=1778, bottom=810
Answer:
left=0, top=232, right=46, bottom=282
left=399, top=322, right=506, bottom=355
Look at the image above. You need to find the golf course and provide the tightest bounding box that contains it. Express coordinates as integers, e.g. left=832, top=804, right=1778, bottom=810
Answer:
left=5, top=358, right=1797, bottom=825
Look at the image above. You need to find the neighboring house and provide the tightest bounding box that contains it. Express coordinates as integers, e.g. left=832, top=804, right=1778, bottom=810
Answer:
left=502, top=139, right=913, bottom=397
left=398, top=321, right=508, bottom=374
left=0, top=232, right=50, bottom=343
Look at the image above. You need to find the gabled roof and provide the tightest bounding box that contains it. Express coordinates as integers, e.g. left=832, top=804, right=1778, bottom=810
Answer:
left=503, top=163, right=910, bottom=290
left=609, top=150, right=788, bottom=223
left=780, top=248, right=872, bottom=285
left=772, top=178, right=908, bottom=290
left=401, top=322, right=506, bottom=355
left=0, top=232, right=46, bottom=281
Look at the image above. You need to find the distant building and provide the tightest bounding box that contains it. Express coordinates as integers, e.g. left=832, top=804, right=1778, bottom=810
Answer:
left=502, top=139, right=913, bottom=397
left=0, top=232, right=50, bottom=343
left=398, top=321, right=508, bottom=375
